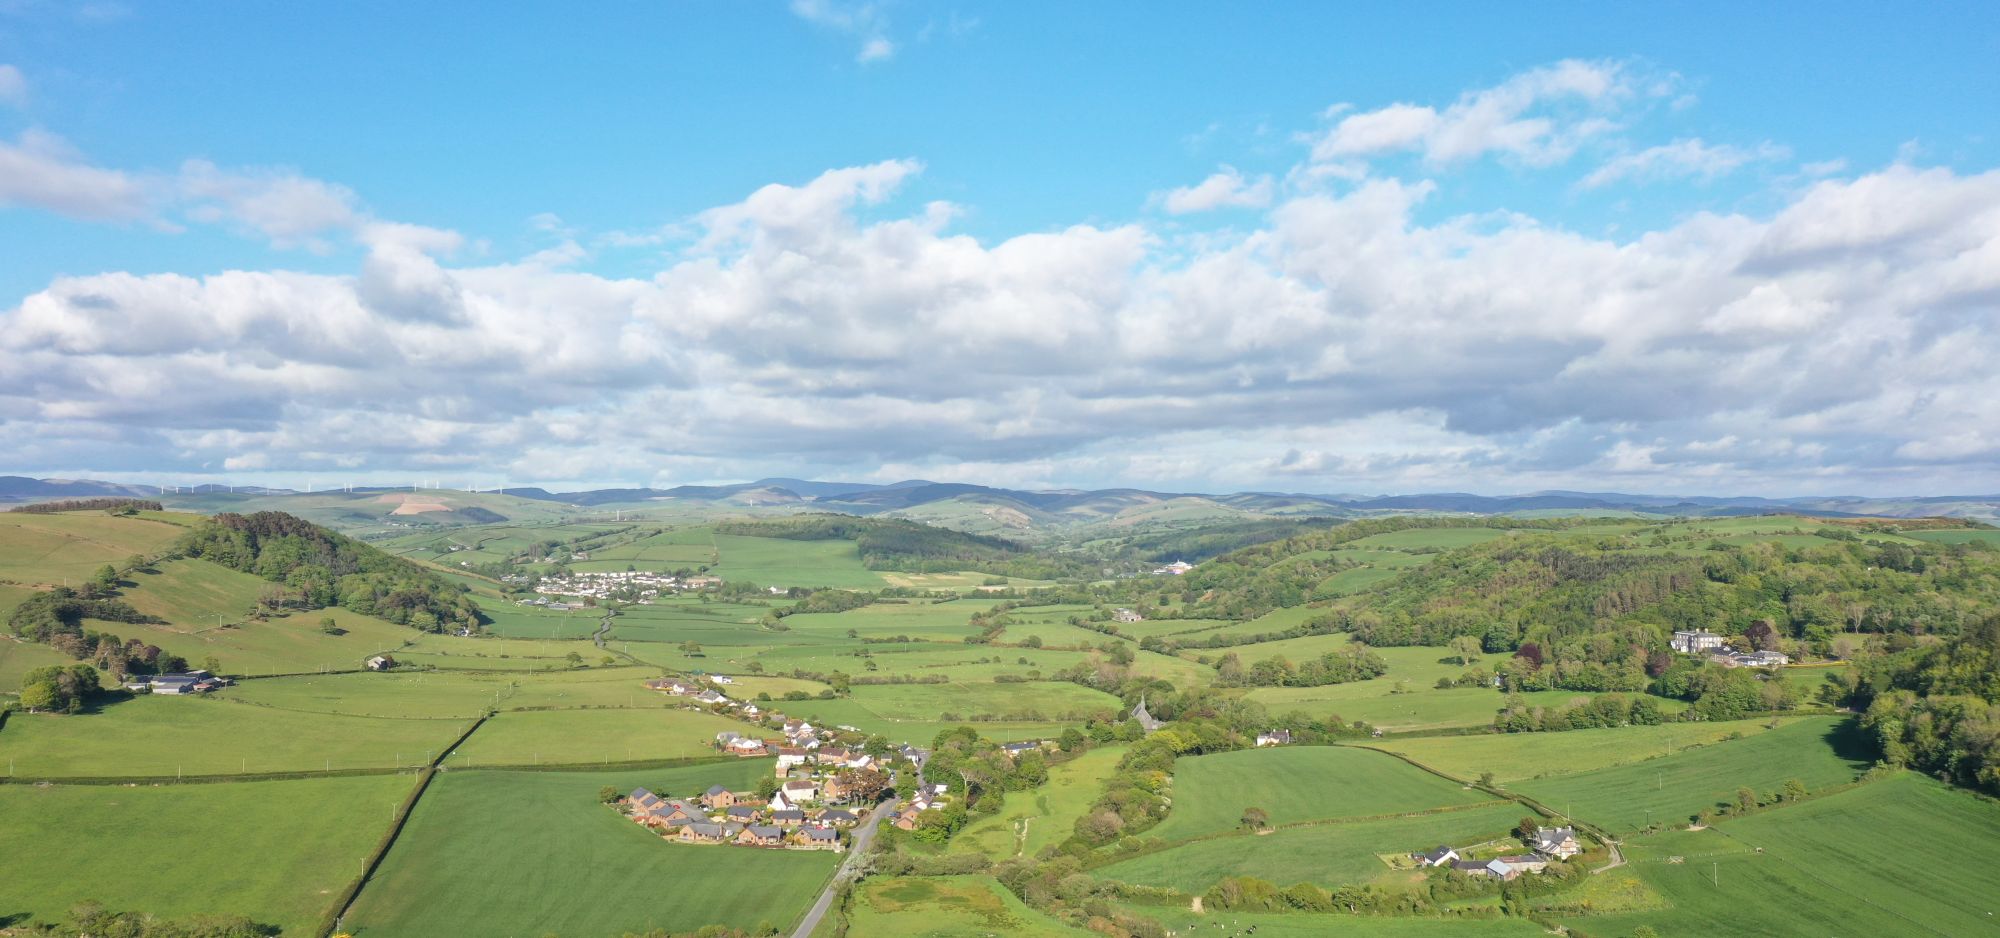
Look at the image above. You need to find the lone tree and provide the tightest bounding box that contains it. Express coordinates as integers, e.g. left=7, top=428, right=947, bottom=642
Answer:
left=1240, top=806, right=1270, bottom=831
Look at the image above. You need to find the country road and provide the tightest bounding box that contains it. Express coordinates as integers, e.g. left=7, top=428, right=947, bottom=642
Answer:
left=791, top=797, right=898, bottom=938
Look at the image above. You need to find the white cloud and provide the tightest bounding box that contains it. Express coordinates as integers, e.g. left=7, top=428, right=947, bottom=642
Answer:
left=0, top=64, right=25, bottom=107
left=857, top=37, right=894, bottom=63
left=790, top=0, right=895, bottom=63
left=179, top=160, right=362, bottom=248
left=1581, top=138, right=1787, bottom=188
left=1155, top=166, right=1275, bottom=214
left=0, top=130, right=152, bottom=220
left=1312, top=59, right=1642, bottom=167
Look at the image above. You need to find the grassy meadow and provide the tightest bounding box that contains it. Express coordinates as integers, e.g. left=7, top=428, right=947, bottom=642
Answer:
left=446, top=707, right=749, bottom=766
left=956, top=745, right=1129, bottom=860
left=0, top=511, right=184, bottom=585
left=846, top=877, right=1079, bottom=937
left=343, top=762, right=836, bottom=937
left=1149, top=746, right=1499, bottom=841
left=1369, top=716, right=1821, bottom=783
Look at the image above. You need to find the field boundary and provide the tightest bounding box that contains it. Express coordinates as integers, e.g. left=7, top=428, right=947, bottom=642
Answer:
left=317, top=712, right=493, bottom=938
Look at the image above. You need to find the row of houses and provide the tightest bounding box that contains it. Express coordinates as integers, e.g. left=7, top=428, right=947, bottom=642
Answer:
left=1412, top=826, right=1581, bottom=881
left=624, top=786, right=854, bottom=851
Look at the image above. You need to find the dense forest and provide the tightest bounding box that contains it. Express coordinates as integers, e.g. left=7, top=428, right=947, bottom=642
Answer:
left=1834, top=616, right=2000, bottom=794
left=1120, top=517, right=1340, bottom=564
left=176, top=511, right=480, bottom=632
left=714, top=515, right=1091, bottom=579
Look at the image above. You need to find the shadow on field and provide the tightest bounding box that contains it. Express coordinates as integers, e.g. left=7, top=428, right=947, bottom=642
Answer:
left=1821, top=716, right=1874, bottom=768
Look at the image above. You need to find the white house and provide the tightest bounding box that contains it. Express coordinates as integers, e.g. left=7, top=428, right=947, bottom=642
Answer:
left=365, top=655, right=395, bottom=671
left=1414, top=845, right=1459, bottom=867
left=1533, top=826, right=1581, bottom=860
left=1732, top=650, right=1791, bottom=667
left=1671, top=629, right=1725, bottom=655
left=1256, top=730, right=1293, bottom=747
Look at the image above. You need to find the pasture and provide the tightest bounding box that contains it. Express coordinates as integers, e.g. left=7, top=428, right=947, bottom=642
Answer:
left=0, top=774, right=414, bottom=935
left=710, top=533, right=887, bottom=589
left=0, top=697, right=470, bottom=777
left=0, top=634, right=80, bottom=691
left=957, top=745, right=1129, bottom=860
left=446, top=707, right=748, bottom=766
left=1513, top=716, right=1870, bottom=832
left=80, top=606, right=415, bottom=677
left=1244, top=684, right=1603, bottom=733
left=847, top=876, right=1078, bottom=937
left=344, top=762, right=836, bottom=937
left=1560, top=772, right=2000, bottom=938
left=220, top=666, right=663, bottom=719
left=778, top=696, right=1080, bottom=745
left=0, top=511, right=185, bottom=585
left=1148, top=746, right=1502, bottom=842
left=1098, top=801, right=1527, bottom=893
left=113, top=558, right=271, bottom=624
left=1369, top=717, right=1818, bottom=783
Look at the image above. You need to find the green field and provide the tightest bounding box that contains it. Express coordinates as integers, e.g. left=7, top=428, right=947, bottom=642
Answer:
left=345, top=762, right=837, bottom=937
left=1561, top=773, right=2000, bottom=937
left=957, top=745, right=1129, bottom=860
left=85, top=605, right=420, bottom=677
left=847, top=876, right=1079, bottom=937
left=1904, top=528, right=2000, bottom=546
left=0, top=511, right=185, bottom=585
left=1098, top=801, right=1527, bottom=893
left=220, top=666, right=664, bottom=718
left=113, top=558, right=272, bottom=624
left=0, top=634, right=81, bottom=691
left=0, top=774, right=414, bottom=935
left=1, top=697, right=470, bottom=777
left=1149, top=746, right=1500, bottom=841
left=1245, top=683, right=1599, bottom=733
left=1369, top=717, right=1820, bottom=783
left=710, top=534, right=887, bottom=589
left=1514, top=716, right=1870, bottom=832
left=448, top=707, right=750, bottom=766
left=1138, top=909, right=1551, bottom=937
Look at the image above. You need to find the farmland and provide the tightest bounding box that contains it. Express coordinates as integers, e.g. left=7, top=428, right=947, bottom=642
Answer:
left=846, top=877, right=1078, bottom=937
left=956, top=744, right=1129, bottom=860
left=0, top=774, right=415, bottom=935
left=1148, top=746, right=1499, bottom=841
left=342, top=762, right=837, bottom=937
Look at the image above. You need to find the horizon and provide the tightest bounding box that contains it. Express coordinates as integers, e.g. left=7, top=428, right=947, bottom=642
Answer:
left=4, top=4, right=1999, bottom=495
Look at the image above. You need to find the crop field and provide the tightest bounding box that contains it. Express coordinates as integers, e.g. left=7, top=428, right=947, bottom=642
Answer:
left=1560, top=773, right=2000, bottom=937
left=1098, top=801, right=1526, bottom=893
left=1, top=697, right=471, bottom=777
left=0, top=511, right=185, bottom=584
left=1369, top=717, right=1819, bottom=783
left=344, top=762, right=836, bottom=937
left=1149, top=746, right=1502, bottom=841
left=1514, top=716, right=1870, bottom=832
left=846, top=876, right=1078, bottom=937
left=220, top=666, right=662, bottom=718
left=566, top=526, right=720, bottom=571
left=957, top=745, right=1129, bottom=860
left=473, top=600, right=606, bottom=639
left=447, top=707, right=749, bottom=766
left=0, top=774, right=415, bottom=935
left=710, top=534, right=887, bottom=589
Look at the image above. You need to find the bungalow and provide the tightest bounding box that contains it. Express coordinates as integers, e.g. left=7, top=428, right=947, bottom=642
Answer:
left=1113, top=608, right=1143, bottom=623
left=694, top=690, right=729, bottom=705
left=701, top=785, right=737, bottom=809
left=770, top=808, right=806, bottom=826
left=1414, top=845, right=1459, bottom=868
left=647, top=678, right=695, bottom=695
left=681, top=823, right=727, bottom=844
left=1256, top=730, right=1293, bottom=747
left=1497, top=854, right=1548, bottom=874
left=893, top=808, right=922, bottom=830
left=716, top=731, right=741, bottom=745
left=782, top=779, right=820, bottom=802
left=708, top=674, right=736, bottom=685
left=817, top=747, right=853, bottom=763
left=723, top=805, right=759, bottom=822
left=782, top=719, right=815, bottom=736
left=775, top=747, right=813, bottom=772
left=1671, top=629, right=1725, bottom=655
left=797, top=827, right=840, bottom=849
left=899, top=745, right=930, bottom=768
left=366, top=654, right=395, bottom=671
left=819, top=809, right=858, bottom=827
left=739, top=703, right=762, bottom=717
left=1533, top=826, right=1581, bottom=860
left=738, top=825, right=784, bottom=847
left=1001, top=741, right=1043, bottom=758
left=727, top=737, right=768, bottom=755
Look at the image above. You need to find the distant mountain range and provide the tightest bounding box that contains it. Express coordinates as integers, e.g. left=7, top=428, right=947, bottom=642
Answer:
left=5, top=475, right=1995, bottom=529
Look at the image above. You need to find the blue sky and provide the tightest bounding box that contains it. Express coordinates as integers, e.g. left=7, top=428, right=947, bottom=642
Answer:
left=2, top=2, right=1998, bottom=494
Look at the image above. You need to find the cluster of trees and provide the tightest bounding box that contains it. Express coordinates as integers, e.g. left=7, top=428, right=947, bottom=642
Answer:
left=12, top=902, right=275, bottom=937
left=897, top=727, right=1056, bottom=845
left=176, top=512, right=480, bottom=632
left=1492, top=691, right=1665, bottom=733
left=1212, top=643, right=1389, bottom=687
left=7, top=588, right=191, bottom=675
left=1836, top=614, right=2000, bottom=794
left=1121, top=517, right=1340, bottom=564
left=8, top=498, right=162, bottom=514
left=17, top=664, right=102, bottom=713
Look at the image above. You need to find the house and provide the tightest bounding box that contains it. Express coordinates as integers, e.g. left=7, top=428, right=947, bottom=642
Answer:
left=797, top=826, right=840, bottom=849
left=647, top=678, right=695, bottom=696
left=716, top=731, right=741, bottom=745
left=1414, top=845, right=1459, bottom=868
left=739, top=703, right=762, bottom=717
left=782, top=779, right=820, bottom=802
left=1001, top=741, right=1044, bottom=758
left=1732, top=650, right=1791, bottom=667
left=819, top=809, right=858, bottom=827
left=893, top=808, right=922, bottom=830
left=629, top=788, right=665, bottom=814
left=899, top=745, right=929, bottom=768
left=1497, top=855, right=1548, bottom=874
left=1256, top=730, right=1293, bottom=747
left=708, top=674, right=735, bottom=685
left=724, top=805, right=759, bottom=822
left=1533, top=826, right=1581, bottom=859
left=701, top=785, right=737, bottom=809
left=694, top=690, right=728, bottom=705
left=1113, top=608, right=1143, bottom=623
left=770, top=808, right=806, bottom=826
left=1154, top=560, right=1194, bottom=576
left=727, top=737, right=767, bottom=755
left=775, top=747, right=813, bottom=772
left=149, top=674, right=205, bottom=695
left=681, top=823, right=727, bottom=843
left=366, top=655, right=395, bottom=671
left=738, top=825, right=785, bottom=846
left=1671, top=629, right=1725, bottom=655
left=770, top=789, right=798, bottom=812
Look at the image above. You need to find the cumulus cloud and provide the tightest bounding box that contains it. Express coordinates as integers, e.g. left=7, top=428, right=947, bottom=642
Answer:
left=790, top=0, right=895, bottom=63
left=0, top=130, right=153, bottom=220
left=1156, top=166, right=1275, bottom=214
left=5, top=60, right=1999, bottom=494
left=180, top=159, right=362, bottom=248
left=1581, top=138, right=1787, bottom=188
left=1312, top=59, right=1641, bottom=167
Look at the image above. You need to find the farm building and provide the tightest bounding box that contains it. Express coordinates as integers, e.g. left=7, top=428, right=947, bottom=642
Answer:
left=365, top=655, right=395, bottom=671
left=1414, top=845, right=1459, bottom=867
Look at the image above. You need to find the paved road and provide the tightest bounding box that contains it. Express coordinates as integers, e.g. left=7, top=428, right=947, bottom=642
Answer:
left=791, top=798, right=897, bottom=938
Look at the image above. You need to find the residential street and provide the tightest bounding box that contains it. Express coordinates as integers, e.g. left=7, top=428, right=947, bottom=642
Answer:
left=791, top=797, right=897, bottom=938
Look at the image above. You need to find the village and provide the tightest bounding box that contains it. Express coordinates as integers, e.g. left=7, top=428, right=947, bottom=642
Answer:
left=506, top=569, right=725, bottom=607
